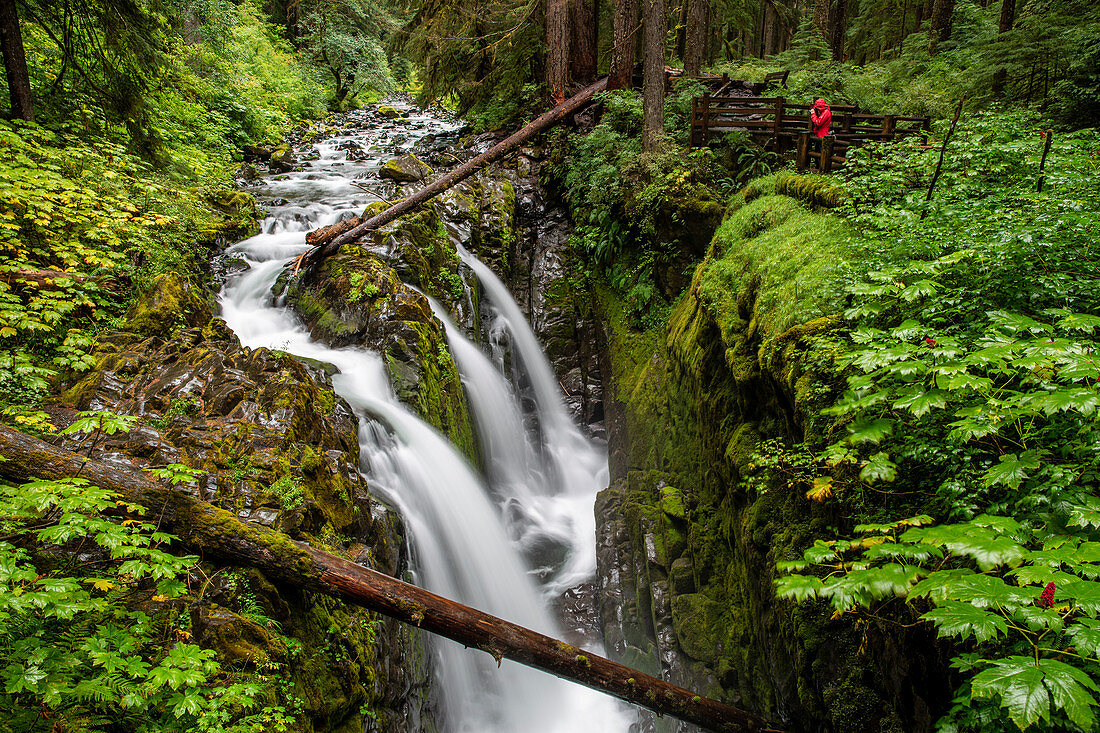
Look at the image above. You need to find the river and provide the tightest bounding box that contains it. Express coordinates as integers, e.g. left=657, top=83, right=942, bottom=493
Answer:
left=218, top=101, right=633, bottom=732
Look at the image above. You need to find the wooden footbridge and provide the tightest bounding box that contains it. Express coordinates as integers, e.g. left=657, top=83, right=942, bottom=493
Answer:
left=689, top=94, right=930, bottom=172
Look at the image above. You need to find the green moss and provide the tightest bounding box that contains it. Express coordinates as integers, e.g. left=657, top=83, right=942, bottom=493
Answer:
left=125, top=272, right=213, bottom=338
left=696, top=194, right=860, bottom=347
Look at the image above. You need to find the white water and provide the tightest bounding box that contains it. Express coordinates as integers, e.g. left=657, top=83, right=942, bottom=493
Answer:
left=218, top=105, right=630, bottom=732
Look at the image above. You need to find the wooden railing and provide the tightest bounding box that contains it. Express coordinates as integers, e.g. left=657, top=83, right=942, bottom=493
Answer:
left=689, top=94, right=931, bottom=172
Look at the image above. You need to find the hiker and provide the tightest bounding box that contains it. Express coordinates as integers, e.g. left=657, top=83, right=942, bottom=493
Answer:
left=810, top=98, right=832, bottom=138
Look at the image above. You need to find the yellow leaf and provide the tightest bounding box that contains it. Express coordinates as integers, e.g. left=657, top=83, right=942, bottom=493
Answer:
left=151, top=595, right=169, bottom=602
left=91, top=578, right=116, bottom=592
left=805, top=477, right=834, bottom=503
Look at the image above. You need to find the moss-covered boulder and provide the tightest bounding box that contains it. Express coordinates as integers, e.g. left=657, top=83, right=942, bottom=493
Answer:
left=376, top=105, right=402, bottom=120
left=58, top=294, right=431, bottom=731
left=124, top=272, right=213, bottom=339
left=379, top=154, right=432, bottom=183
left=281, top=236, right=478, bottom=464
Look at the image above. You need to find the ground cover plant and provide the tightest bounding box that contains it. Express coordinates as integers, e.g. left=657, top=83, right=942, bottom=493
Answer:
left=769, top=110, right=1100, bottom=730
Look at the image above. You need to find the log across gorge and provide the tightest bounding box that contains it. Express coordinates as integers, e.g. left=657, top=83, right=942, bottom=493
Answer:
left=0, top=424, right=779, bottom=733
left=293, top=77, right=610, bottom=273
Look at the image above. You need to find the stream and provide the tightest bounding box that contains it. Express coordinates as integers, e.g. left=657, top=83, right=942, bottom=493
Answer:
left=218, top=102, right=633, bottom=732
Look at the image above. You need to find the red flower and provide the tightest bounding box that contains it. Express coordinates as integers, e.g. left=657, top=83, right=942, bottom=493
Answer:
left=923, top=337, right=938, bottom=347
left=1039, top=582, right=1056, bottom=608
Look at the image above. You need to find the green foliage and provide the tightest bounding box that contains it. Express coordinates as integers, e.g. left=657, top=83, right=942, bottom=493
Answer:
left=0, top=476, right=297, bottom=731
left=777, top=513, right=1100, bottom=730
left=22, top=0, right=324, bottom=172
left=395, top=0, right=544, bottom=127
left=0, top=121, right=216, bottom=409
left=268, top=475, right=305, bottom=512
left=301, top=0, right=394, bottom=108
left=770, top=108, right=1100, bottom=731
left=697, top=193, right=858, bottom=343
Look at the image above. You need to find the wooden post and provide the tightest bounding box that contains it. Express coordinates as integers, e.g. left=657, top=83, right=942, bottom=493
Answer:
left=923, top=96, right=965, bottom=219
left=842, top=111, right=852, bottom=133
left=1036, top=129, right=1054, bottom=192
left=797, top=132, right=810, bottom=172
left=883, top=115, right=896, bottom=140
left=690, top=98, right=699, bottom=147
left=773, top=97, right=784, bottom=148
left=702, top=91, right=711, bottom=146
left=821, top=135, right=836, bottom=172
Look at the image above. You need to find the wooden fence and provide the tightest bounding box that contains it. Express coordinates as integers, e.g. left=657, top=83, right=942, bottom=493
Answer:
left=689, top=94, right=931, bottom=172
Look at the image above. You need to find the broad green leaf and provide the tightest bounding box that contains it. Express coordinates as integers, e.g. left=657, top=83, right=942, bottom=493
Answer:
left=846, top=417, right=894, bottom=445
left=775, top=574, right=824, bottom=601
left=1067, top=618, right=1100, bottom=657
left=1032, top=388, right=1099, bottom=416
left=922, top=601, right=1008, bottom=643
left=893, top=388, right=949, bottom=417
left=1037, top=658, right=1100, bottom=730
left=971, top=656, right=1049, bottom=730
left=983, top=453, right=1041, bottom=490
left=1063, top=580, right=1100, bottom=617
left=860, top=452, right=897, bottom=483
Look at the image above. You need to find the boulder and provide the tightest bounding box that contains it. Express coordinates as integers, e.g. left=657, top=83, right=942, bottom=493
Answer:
left=378, top=154, right=433, bottom=183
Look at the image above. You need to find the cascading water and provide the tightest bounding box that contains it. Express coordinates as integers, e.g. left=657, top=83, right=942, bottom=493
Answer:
left=218, top=103, right=631, bottom=732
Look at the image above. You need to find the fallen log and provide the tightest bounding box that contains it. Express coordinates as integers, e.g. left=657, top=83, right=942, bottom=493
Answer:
left=0, top=424, right=779, bottom=733
left=294, top=76, right=610, bottom=272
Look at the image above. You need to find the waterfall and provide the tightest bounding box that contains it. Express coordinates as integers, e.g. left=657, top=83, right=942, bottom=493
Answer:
left=218, top=104, right=630, bottom=732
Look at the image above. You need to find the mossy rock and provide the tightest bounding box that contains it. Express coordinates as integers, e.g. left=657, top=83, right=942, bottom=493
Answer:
left=774, top=172, right=847, bottom=209
left=379, top=154, right=433, bottom=183
left=125, top=272, right=213, bottom=338
left=377, top=105, right=402, bottom=119
left=671, top=593, right=723, bottom=663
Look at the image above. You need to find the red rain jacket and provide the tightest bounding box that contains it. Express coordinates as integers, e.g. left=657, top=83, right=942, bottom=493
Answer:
left=811, top=99, right=832, bottom=138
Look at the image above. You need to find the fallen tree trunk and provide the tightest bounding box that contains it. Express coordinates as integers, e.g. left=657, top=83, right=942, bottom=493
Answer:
left=294, top=77, right=610, bottom=273
left=0, top=424, right=778, bottom=733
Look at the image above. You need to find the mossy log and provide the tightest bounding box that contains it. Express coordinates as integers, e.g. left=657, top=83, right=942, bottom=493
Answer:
left=294, top=77, right=610, bottom=273
left=0, top=424, right=778, bottom=733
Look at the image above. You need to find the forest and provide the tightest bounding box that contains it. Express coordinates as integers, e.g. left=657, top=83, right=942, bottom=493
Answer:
left=0, top=0, right=1098, bottom=731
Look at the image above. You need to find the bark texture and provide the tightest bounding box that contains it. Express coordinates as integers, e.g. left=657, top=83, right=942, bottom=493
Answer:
left=928, top=0, right=956, bottom=54
left=991, top=0, right=1017, bottom=96
left=608, top=0, right=640, bottom=90
left=546, top=0, right=570, bottom=102
left=571, top=0, right=598, bottom=83
left=684, top=0, right=709, bottom=75
left=642, top=0, right=666, bottom=151
left=0, top=423, right=777, bottom=733
left=0, top=0, right=34, bottom=121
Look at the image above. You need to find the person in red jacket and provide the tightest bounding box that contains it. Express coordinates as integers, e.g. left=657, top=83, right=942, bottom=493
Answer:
left=810, top=98, right=832, bottom=137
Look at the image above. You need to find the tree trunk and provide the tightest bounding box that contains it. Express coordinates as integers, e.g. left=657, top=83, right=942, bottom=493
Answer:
left=763, top=3, right=777, bottom=57
left=813, top=0, right=830, bottom=41
left=546, top=0, right=570, bottom=102
left=683, top=0, right=709, bottom=75
left=829, top=0, right=848, bottom=60
left=0, top=424, right=779, bottom=733
left=675, top=0, right=688, bottom=66
left=0, top=0, right=34, bottom=122
left=641, top=0, right=666, bottom=151
left=928, top=0, right=955, bottom=54
left=297, top=77, right=610, bottom=271
left=571, top=0, right=598, bottom=84
left=608, top=0, right=639, bottom=90
left=990, top=0, right=1017, bottom=96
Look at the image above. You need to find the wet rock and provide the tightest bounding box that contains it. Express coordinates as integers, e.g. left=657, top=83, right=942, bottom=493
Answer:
left=56, top=276, right=430, bottom=732
left=378, top=154, right=433, bottom=183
